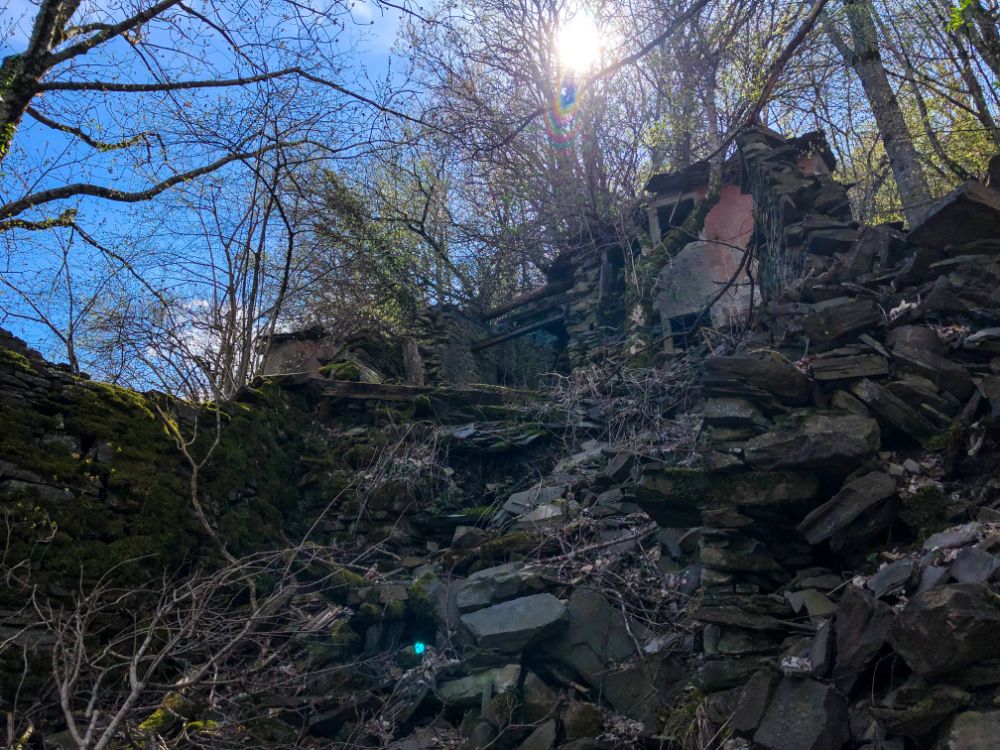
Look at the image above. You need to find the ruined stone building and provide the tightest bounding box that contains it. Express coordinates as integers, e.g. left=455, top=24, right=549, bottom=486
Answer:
left=262, top=126, right=857, bottom=389
left=7, top=123, right=1000, bottom=749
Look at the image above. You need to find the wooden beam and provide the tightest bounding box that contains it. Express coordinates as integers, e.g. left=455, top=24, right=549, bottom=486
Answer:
left=483, top=280, right=570, bottom=320
left=472, top=313, right=565, bottom=351
left=509, top=292, right=571, bottom=324
left=321, top=380, right=512, bottom=406
left=811, top=354, right=889, bottom=381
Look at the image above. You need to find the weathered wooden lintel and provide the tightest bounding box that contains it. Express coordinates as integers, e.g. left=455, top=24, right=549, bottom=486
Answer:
left=472, top=313, right=565, bottom=352
left=321, top=380, right=511, bottom=406
left=483, top=280, right=571, bottom=320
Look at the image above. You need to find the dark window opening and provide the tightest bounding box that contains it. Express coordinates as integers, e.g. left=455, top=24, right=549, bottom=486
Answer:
left=657, top=197, right=696, bottom=232
left=669, top=312, right=702, bottom=349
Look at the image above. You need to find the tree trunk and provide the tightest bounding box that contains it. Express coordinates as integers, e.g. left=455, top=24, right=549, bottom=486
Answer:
left=832, top=0, right=933, bottom=227
left=964, top=0, right=1000, bottom=82
left=0, top=1, right=80, bottom=162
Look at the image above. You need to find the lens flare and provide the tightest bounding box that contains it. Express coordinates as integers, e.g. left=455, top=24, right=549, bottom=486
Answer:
left=547, top=11, right=602, bottom=147
left=557, top=13, right=602, bottom=75
left=546, top=79, right=583, bottom=148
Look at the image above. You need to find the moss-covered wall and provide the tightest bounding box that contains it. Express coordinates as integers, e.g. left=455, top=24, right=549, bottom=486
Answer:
left=0, top=339, right=352, bottom=603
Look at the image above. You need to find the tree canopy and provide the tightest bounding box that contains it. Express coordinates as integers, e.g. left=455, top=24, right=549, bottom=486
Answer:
left=1, top=0, right=997, bottom=394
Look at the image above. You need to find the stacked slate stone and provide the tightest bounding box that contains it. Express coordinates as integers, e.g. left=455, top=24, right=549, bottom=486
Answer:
left=410, top=304, right=496, bottom=386
left=629, top=170, right=1000, bottom=749
left=737, top=127, right=855, bottom=302
left=412, top=304, right=459, bottom=385
left=560, top=244, right=608, bottom=368
left=559, top=240, right=629, bottom=369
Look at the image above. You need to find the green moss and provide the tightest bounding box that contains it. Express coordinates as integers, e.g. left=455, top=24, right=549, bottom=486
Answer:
left=0, top=347, right=35, bottom=374
left=183, top=720, right=220, bottom=733
left=87, top=381, right=157, bottom=419
left=330, top=564, right=368, bottom=589
left=899, top=484, right=949, bottom=536
left=446, top=530, right=540, bottom=570
left=138, top=692, right=192, bottom=733
left=1, top=369, right=335, bottom=600
left=458, top=505, right=496, bottom=520
left=320, top=361, right=363, bottom=381
left=627, top=194, right=718, bottom=341
left=928, top=421, right=965, bottom=453
left=329, top=617, right=361, bottom=649
left=408, top=572, right=441, bottom=620
left=344, top=443, right=378, bottom=467
left=0, top=382, right=199, bottom=593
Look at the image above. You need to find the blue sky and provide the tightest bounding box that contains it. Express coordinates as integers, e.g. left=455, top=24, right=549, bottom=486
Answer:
left=0, top=1, right=407, bottom=365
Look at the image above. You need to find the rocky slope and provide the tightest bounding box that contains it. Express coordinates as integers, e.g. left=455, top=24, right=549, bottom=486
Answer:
left=3, top=178, right=1000, bottom=749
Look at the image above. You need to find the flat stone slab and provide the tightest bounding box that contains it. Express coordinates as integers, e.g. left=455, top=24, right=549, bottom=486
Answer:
left=889, top=583, right=1000, bottom=677
left=461, top=593, right=567, bottom=653
left=703, top=352, right=812, bottom=405
left=754, top=678, right=849, bottom=750
left=456, top=563, right=545, bottom=613
left=798, top=471, right=896, bottom=545
left=503, top=485, right=566, bottom=515
left=908, top=180, right=1000, bottom=250
left=937, top=710, right=1000, bottom=750
left=635, top=468, right=819, bottom=526
left=436, top=664, right=521, bottom=706
left=743, top=411, right=880, bottom=475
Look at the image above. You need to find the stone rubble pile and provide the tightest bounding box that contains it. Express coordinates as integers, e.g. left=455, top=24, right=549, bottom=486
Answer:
left=5, top=142, right=1000, bottom=749
left=373, top=170, right=1000, bottom=750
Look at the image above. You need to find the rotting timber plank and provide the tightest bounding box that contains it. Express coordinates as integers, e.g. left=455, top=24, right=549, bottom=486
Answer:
left=811, top=354, right=889, bottom=381
left=472, top=312, right=565, bottom=351
left=321, top=380, right=517, bottom=406
left=508, top=292, right=572, bottom=325
left=483, top=279, right=571, bottom=320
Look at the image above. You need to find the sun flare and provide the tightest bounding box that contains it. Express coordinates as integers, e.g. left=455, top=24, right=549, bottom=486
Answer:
left=557, top=12, right=602, bottom=75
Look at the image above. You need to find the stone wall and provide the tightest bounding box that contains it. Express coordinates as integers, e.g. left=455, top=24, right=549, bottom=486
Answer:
left=558, top=234, right=630, bottom=367
left=737, top=128, right=853, bottom=301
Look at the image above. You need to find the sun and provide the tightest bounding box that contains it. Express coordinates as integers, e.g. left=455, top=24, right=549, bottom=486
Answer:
left=557, top=12, right=603, bottom=75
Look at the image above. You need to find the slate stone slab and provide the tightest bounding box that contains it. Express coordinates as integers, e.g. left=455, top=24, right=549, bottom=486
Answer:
left=545, top=588, right=637, bottom=685
left=605, top=452, right=637, bottom=482
left=948, top=547, right=1000, bottom=584
left=892, top=343, right=974, bottom=401
left=923, top=523, right=981, bottom=551
left=635, top=468, right=819, bottom=526
left=503, top=486, right=566, bottom=515
left=461, top=593, right=567, bottom=653
left=804, top=227, right=858, bottom=256
left=810, top=354, right=889, bottom=381
left=798, top=471, right=896, bottom=545
left=889, top=583, right=1000, bottom=677
left=516, top=719, right=557, bottom=750
left=754, top=678, right=849, bottom=750
left=437, top=664, right=521, bottom=706
left=456, top=563, right=545, bottom=613
left=732, top=670, right=781, bottom=736
left=833, top=585, right=894, bottom=693
left=703, top=397, right=770, bottom=428
left=936, top=710, right=1000, bottom=750
left=850, top=378, right=937, bottom=444
left=743, top=411, right=880, bottom=475
left=803, top=297, right=882, bottom=348
left=868, top=558, right=916, bottom=599
left=871, top=682, right=970, bottom=738
left=908, top=180, right=1000, bottom=250
left=703, top=353, right=812, bottom=405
